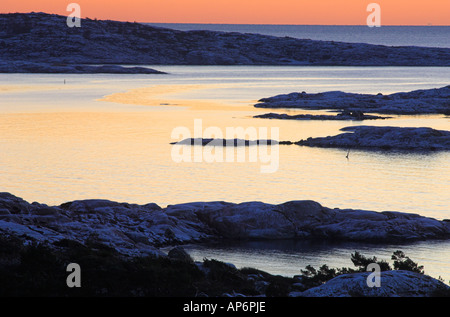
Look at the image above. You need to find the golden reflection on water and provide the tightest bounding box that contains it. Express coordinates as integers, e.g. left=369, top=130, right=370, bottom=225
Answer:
left=98, top=84, right=255, bottom=111
left=0, top=77, right=449, bottom=221
left=0, top=104, right=449, bottom=220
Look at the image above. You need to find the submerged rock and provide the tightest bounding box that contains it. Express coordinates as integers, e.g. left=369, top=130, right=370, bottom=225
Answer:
left=295, top=125, right=450, bottom=151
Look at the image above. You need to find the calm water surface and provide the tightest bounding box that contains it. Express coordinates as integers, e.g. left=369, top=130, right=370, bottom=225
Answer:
left=180, top=239, right=450, bottom=281
left=147, top=24, right=450, bottom=48
left=0, top=66, right=449, bottom=280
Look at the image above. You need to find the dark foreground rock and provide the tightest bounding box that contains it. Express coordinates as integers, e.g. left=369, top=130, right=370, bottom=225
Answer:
left=254, top=111, right=390, bottom=121
left=294, top=125, right=450, bottom=151
left=255, top=86, right=450, bottom=115
left=1, top=232, right=448, bottom=297
left=1, top=193, right=449, bottom=257
left=1, top=12, right=450, bottom=67
left=1, top=194, right=449, bottom=297
left=0, top=234, right=294, bottom=297
left=291, top=270, right=450, bottom=297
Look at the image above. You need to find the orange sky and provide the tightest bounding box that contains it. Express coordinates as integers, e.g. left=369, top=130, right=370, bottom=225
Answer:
left=2, top=0, right=449, bottom=25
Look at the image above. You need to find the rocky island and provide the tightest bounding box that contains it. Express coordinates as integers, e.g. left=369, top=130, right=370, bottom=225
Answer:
left=255, top=86, right=450, bottom=115
left=292, top=125, right=450, bottom=151
left=254, top=111, right=391, bottom=121
left=253, top=86, right=450, bottom=151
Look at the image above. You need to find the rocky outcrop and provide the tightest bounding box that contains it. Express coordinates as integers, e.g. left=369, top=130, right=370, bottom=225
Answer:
left=0, top=192, right=208, bottom=257
left=1, top=193, right=449, bottom=257
left=254, top=111, right=390, bottom=121
left=255, top=86, right=450, bottom=115
left=1, top=12, right=450, bottom=67
left=195, top=200, right=450, bottom=241
left=290, top=270, right=450, bottom=297
left=294, top=126, right=450, bottom=151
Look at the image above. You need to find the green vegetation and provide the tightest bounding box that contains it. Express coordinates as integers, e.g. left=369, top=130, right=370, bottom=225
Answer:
left=391, top=250, right=424, bottom=273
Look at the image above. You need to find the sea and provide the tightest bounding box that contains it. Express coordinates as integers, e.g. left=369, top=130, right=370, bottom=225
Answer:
left=1, top=25, right=449, bottom=281
left=146, top=24, right=450, bottom=48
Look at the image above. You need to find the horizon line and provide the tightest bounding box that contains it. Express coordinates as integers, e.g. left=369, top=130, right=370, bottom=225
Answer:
left=145, top=22, right=449, bottom=27
left=2, top=11, right=449, bottom=27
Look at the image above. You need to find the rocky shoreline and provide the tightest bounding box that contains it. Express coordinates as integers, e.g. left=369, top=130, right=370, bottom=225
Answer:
left=1, top=193, right=449, bottom=257
left=0, top=61, right=165, bottom=74
left=1, top=12, right=450, bottom=68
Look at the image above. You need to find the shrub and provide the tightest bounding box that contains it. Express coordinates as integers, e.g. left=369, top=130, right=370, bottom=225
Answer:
left=351, top=251, right=392, bottom=271
left=391, top=250, right=424, bottom=274
left=298, top=250, right=425, bottom=289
